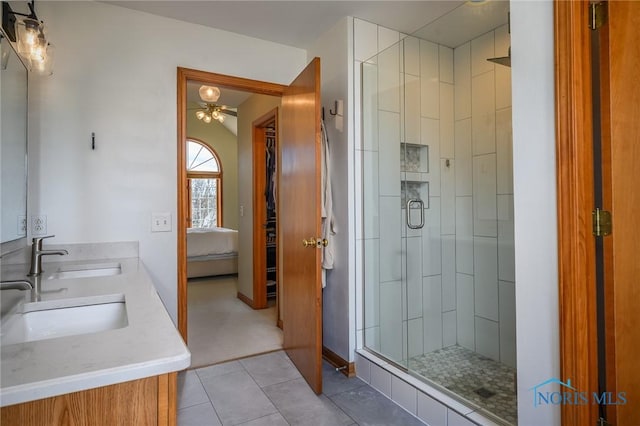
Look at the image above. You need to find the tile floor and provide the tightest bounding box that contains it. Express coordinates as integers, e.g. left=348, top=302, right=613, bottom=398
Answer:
left=409, top=346, right=516, bottom=425
left=178, top=350, right=426, bottom=426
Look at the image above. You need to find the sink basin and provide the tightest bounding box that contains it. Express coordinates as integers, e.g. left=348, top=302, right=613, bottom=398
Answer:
left=0, top=294, right=128, bottom=345
left=49, top=263, right=122, bottom=280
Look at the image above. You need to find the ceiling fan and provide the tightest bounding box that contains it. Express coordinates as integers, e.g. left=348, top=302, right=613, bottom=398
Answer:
left=189, top=85, right=237, bottom=124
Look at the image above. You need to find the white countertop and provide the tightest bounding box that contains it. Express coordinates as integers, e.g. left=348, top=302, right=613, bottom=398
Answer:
left=0, top=257, right=191, bottom=407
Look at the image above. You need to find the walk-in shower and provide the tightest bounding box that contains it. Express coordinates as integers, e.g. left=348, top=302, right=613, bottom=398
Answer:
left=360, top=4, right=516, bottom=424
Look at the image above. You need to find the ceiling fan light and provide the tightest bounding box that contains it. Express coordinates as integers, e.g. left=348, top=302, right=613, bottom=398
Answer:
left=218, top=115, right=225, bottom=123
left=199, top=85, right=220, bottom=103
left=196, top=110, right=205, bottom=120
left=203, top=114, right=212, bottom=123
left=211, top=110, right=220, bottom=119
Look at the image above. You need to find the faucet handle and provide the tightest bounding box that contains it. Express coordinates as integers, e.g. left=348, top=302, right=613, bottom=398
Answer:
left=32, top=235, right=55, bottom=249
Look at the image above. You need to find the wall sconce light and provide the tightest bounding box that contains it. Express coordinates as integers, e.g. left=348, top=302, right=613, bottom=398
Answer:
left=2, top=1, right=54, bottom=75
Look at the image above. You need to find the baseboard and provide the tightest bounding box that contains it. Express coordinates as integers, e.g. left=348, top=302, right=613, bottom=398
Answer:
left=236, top=291, right=254, bottom=308
left=322, top=346, right=356, bottom=378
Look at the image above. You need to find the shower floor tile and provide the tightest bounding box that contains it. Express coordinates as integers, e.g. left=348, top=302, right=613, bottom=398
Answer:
left=409, top=345, right=517, bottom=425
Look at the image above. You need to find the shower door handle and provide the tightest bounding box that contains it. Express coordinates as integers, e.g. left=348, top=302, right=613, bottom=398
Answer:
left=406, top=199, right=425, bottom=229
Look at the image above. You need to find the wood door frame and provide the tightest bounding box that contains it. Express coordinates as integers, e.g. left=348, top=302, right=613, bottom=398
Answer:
left=177, top=67, right=286, bottom=341
left=554, top=1, right=599, bottom=425
left=251, top=108, right=279, bottom=310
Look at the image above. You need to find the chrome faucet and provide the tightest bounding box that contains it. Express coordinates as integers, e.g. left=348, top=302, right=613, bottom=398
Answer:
left=0, top=280, right=33, bottom=291
left=28, top=235, right=68, bottom=277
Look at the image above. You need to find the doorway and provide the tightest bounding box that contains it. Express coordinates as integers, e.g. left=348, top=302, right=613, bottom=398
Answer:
left=251, top=109, right=280, bottom=314
left=177, top=62, right=325, bottom=394
left=177, top=69, right=286, bottom=367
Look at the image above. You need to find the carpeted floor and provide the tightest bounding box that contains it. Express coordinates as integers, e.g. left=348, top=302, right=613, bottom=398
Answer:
left=187, top=276, right=283, bottom=369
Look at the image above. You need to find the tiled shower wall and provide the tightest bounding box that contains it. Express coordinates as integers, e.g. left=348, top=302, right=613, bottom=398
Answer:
left=356, top=18, right=514, bottom=368
left=454, top=25, right=515, bottom=368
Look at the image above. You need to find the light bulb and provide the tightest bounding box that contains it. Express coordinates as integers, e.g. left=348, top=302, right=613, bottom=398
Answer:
left=199, top=85, right=220, bottom=102
left=211, top=110, right=220, bottom=119
left=203, top=114, right=212, bottom=123
left=218, top=115, right=225, bottom=123
left=196, top=111, right=205, bottom=120
left=16, top=18, right=43, bottom=61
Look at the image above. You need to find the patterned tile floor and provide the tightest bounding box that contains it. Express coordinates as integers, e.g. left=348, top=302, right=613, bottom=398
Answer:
left=409, top=345, right=517, bottom=425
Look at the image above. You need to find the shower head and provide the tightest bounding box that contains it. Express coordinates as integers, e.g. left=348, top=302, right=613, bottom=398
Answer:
left=487, top=56, right=511, bottom=67
left=487, top=47, right=511, bottom=68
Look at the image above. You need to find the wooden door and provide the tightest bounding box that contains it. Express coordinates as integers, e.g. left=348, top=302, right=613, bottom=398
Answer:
left=280, top=58, right=323, bottom=394
left=600, top=2, right=640, bottom=424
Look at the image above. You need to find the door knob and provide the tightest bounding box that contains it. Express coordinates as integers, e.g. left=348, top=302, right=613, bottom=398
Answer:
left=302, top=238, right=328, bottom=248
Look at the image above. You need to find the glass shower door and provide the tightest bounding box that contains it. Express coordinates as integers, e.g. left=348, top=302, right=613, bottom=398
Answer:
left=361, top=39, right=410, bottom=368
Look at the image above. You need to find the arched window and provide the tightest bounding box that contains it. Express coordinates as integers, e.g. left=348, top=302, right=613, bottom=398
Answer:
left=186, top=139, right=222, bottom=227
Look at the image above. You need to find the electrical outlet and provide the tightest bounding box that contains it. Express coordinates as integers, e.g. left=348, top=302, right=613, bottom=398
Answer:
left=31, top=215, right=47, bottom=236
left=17, top=215, right=27, bottom=236
left=151, top=212, right=171, bottom=232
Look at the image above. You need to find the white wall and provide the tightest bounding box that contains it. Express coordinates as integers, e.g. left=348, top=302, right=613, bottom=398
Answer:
left=511, top=1, right=560, bottom=425
left=27, top=1, right=307, bottom=321
left=186, top=117, right=238, bottom=230
left=307, top=17, right=354, bottom=362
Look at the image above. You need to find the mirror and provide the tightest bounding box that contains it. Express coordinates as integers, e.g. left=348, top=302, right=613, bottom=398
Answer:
left=0, top=32, right=28, bottom=252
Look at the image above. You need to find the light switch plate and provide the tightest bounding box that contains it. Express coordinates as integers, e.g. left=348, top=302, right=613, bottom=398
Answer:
left=151, top=212, right=171, bottom=232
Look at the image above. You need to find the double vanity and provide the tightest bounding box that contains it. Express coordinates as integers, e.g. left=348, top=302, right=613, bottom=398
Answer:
left=0, top=245, right=190, bottom=425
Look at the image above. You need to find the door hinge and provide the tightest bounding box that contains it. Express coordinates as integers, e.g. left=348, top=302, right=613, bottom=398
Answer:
left=589, top=2, right=607, bottom=30
left=597, top=417, right=612, bottom=426
left=592, top=208, right=612, bottom=236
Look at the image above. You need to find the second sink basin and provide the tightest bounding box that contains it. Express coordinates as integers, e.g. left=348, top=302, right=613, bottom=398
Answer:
left=0, top=294, right=128, bottom=345
left=49, top=263, right=122, bottom=280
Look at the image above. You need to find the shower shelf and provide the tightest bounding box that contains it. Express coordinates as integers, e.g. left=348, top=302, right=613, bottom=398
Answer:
left=402, top=172, right=429, bottom=183
left=400, top=143, right=429, bottom=174
left=401, top=181, right=429, bottom=209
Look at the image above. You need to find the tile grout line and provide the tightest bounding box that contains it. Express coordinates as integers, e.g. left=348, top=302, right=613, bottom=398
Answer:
left=239, top=356, right=291, bottom=425
left=192, top=368, right=225, bottom=426
left=324, top=381, right=369, bottom=425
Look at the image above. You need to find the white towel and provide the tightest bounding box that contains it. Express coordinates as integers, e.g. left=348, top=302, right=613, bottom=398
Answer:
left=321, top=121, right=336, bottom=288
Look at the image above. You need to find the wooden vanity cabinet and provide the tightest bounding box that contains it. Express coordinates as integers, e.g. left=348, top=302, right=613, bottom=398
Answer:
left=0, top=372, right=177, bottom=426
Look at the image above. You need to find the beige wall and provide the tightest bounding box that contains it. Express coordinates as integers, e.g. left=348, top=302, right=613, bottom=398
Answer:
left=186, top=115, right=239, bottom=230
left=236, top=94, right=281, bottom=301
